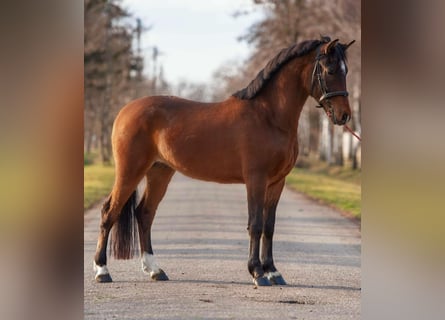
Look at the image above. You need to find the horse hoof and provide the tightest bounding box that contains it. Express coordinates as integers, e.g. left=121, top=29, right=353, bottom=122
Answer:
left=95, top=273, right=112, bottom=283
left=151, top=269, right=169, bottom=281
left=253, top=276, right=272, bottom=286
left=268, top=274, right=287, bottom=286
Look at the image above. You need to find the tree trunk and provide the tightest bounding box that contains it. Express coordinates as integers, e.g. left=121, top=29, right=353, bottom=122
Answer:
left=99, top=116, right=111, bottom=164
left=333, top=126, right=344, bottom=166
left=309, top=108, right=320, bottom=154
left=351, top=84, right=361, bottom=170
left=319, top=115, right=330, bottom=162
left=298, top=107, right=310, bottom=157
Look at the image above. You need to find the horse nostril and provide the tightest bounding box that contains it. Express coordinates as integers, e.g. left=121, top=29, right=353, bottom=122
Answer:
left=342, top=113, right=350, bottom=123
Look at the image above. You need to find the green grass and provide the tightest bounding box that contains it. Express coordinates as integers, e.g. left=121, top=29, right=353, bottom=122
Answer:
left=84, top=164, right=115, bottom=210
left=286, top=162, right=361, bottom=220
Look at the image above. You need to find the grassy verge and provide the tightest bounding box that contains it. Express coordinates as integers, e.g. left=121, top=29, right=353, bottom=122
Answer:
left=84, top=164, right=115, bottom=210
left=286, top=161, right=361, bottom=220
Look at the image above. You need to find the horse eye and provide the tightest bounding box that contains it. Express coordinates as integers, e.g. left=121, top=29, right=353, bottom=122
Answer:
left=327, top=67, right=335, bottom=75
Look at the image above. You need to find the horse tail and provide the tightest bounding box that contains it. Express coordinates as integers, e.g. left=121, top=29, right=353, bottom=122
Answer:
left=110, top=191, right=139, bottom=259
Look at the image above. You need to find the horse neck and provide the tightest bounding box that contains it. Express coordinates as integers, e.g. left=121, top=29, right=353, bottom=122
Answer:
left=254, top=54, right=314, bottom=135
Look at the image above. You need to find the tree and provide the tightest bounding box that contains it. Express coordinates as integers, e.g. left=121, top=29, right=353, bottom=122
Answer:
left=84, top=0, right=162, bottom=163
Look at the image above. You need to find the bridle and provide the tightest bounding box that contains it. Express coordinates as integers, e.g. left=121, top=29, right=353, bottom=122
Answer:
left=310, top=46, right=361, bottom=142
left=310, top=50, right=349, bottom=108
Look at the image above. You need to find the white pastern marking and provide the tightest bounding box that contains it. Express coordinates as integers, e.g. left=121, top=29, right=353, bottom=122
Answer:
left=141, top=252, right=161, bottom=275
left=93, top=262, right=110, bottom=276
left=340, top=60, right=346, bottom=75
left=266, top=271, right=282, bottom=279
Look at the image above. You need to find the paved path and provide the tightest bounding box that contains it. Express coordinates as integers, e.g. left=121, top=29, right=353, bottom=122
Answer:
left=84, top=174, right=361, bottom=319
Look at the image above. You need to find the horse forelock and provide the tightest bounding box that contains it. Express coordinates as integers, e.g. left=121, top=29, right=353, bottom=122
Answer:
left=232, top=37, right=331, bottom=100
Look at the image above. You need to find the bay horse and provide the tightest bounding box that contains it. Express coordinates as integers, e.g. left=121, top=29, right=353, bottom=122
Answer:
left=93, top=36, right=355, bottom=286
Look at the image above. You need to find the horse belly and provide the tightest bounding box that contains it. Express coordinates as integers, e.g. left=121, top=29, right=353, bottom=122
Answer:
left=156, top=135, right=245, bottom=184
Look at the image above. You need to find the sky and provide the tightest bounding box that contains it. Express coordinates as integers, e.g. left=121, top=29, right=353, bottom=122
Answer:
left=123, top=0, right=264, bottom=85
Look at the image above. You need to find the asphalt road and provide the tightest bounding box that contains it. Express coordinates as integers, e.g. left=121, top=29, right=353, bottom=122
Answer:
left=84, top=173, right=361, bottom=319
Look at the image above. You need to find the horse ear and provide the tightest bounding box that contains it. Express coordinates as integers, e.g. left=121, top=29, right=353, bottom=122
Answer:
left=343, top=40, right=356, bottom=51
left=324, top=39, right=339, bottom=54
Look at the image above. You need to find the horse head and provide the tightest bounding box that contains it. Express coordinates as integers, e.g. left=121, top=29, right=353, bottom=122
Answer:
left=310, top=38, right=355, bottom=125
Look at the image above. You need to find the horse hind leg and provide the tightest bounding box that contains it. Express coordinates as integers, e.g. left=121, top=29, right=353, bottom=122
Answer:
left=93, top=195, right=114, bottom=282
left=94, top=186, right=139, bottom=282
left=136, top=162, right=175, bottom=281
left=94, top=160, right=153, bottom=283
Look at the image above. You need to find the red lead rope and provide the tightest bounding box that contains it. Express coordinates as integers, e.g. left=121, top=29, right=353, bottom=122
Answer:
left=344, top=124, right=362, bottom=142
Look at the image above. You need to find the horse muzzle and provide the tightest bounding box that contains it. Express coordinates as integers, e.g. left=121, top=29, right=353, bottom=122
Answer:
left=323, top=102, right=351, bottom=126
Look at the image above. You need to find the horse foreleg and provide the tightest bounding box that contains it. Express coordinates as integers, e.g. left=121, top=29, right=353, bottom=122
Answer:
left=246, top=178, right=270, bottom=286
left=136, top=163, right=175, bottom=281
left=261, top=179, right=286, bottom=285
